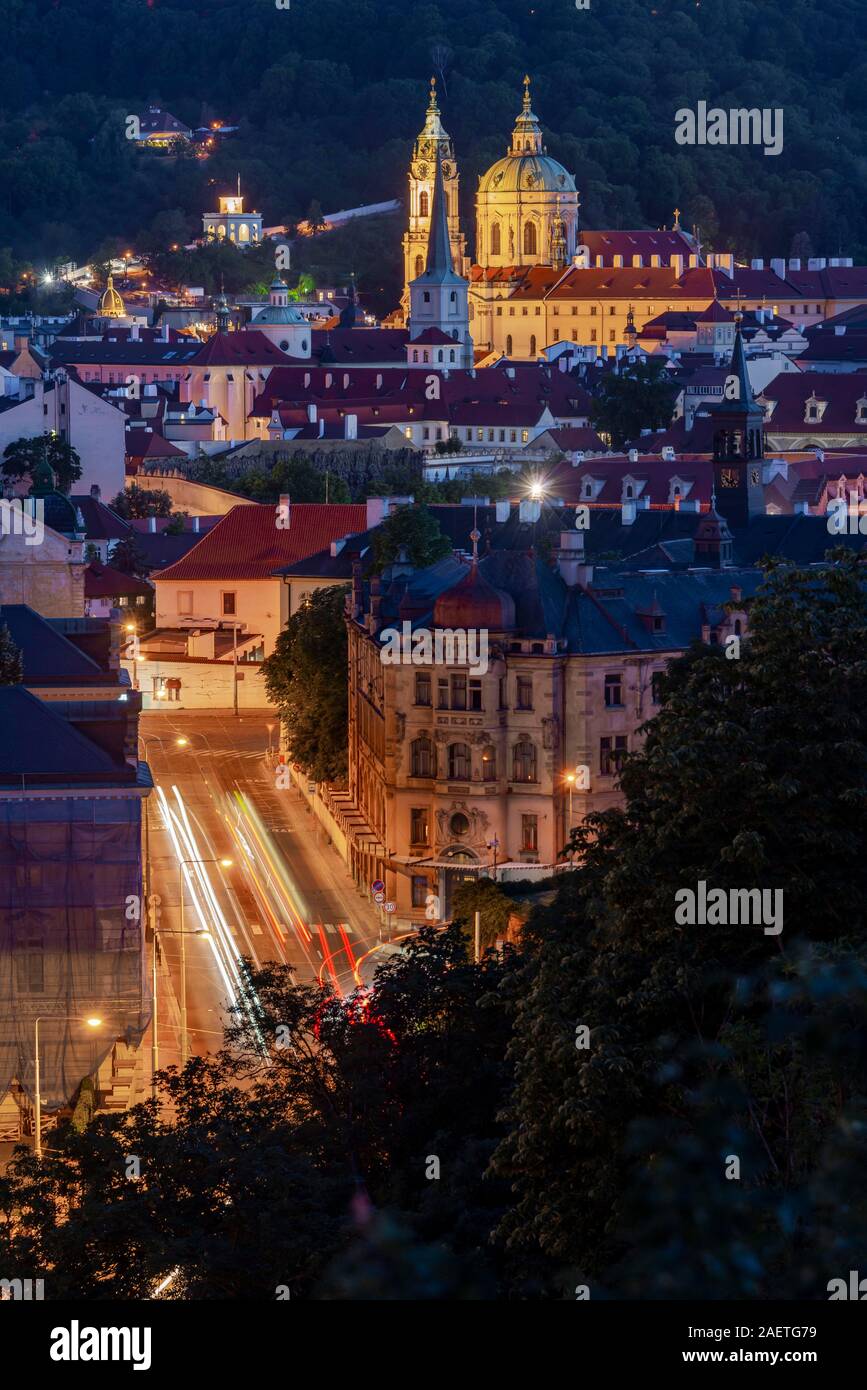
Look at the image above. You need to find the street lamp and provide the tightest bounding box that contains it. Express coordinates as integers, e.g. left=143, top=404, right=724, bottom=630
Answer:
left=177, top=857, right=231, bottom=1062
left=34, top=1015, right=102, bottom=1159
left=565, top=771, right=576, bottom=825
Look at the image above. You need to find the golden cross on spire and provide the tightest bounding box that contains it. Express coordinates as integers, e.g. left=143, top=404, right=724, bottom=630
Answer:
left=428, top=75, right=438, bottom=109
left=523, top=74, right=532, bottom=110
left=673, top=206, right=681, bottom=229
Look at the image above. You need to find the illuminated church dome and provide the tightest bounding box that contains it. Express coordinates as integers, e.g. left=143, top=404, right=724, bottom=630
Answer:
left=98, top=274, right=125, bottom=318
left=476, top=77, right=579, bottom=269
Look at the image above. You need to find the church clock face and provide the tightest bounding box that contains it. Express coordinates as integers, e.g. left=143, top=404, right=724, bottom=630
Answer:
left=440, top=161, right=453, bottom=179
left=720, top=468, right=740, bottom=488
left=415, top=162, right=428, bottom=179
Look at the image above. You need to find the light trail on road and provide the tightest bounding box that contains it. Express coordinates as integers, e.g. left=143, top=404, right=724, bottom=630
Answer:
left=155, top=784, right=267, bottom=1051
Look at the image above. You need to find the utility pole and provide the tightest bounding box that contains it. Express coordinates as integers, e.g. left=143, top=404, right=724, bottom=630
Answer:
left=232, top=622, right=239, bottom=717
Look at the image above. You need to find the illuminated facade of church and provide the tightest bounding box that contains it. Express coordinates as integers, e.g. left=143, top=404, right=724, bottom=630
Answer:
left=400, top=77, right=701, bottom=360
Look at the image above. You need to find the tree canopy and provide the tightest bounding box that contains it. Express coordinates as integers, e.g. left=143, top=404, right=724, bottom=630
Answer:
left=1, top=0, right=865, bottom=305
left=262, top=583, right=351, bottom=783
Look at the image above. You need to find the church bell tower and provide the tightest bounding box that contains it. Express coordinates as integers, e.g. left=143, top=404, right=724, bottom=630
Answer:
left=710, top=318, right=766, bottom=527
left=401, top=78, right=467, bottom=322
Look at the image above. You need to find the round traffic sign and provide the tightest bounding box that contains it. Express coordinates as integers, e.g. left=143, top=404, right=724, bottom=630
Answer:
left=373, top=891, right=385, bottom=904
left=372, top=879, right=385, bottom=893
left=385, top=902, right=396, bottom=913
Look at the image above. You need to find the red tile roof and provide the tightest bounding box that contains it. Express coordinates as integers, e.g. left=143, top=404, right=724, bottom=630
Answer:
left=523, top=265, right=716, bottom=302
left=190, top=330, right=298, bottom=367
left=125, top=430, right=186, bottom=460
left=758, top=370, right=867, bottom=433
left=153, top=502, right=368, bottom=582
left=84, top=561, right=153, bottom=599
left=578, top=229, right=695, bottom=263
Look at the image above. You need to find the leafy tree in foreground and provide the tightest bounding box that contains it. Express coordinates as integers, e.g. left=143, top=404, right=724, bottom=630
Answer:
left=491, top=551, right=867, bottom=1295
left=262, top=584, right=351, bottom=782
left=0, top=927, right=520, bottom=1299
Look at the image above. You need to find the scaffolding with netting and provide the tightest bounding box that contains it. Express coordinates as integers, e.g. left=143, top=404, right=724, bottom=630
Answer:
left=0, top=794, right=148, bottom=1116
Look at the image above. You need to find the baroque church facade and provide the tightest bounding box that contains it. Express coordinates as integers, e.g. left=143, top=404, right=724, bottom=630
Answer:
left=401, top=76, right=579, bottom=357
left=400, top=77, right=702, bottom=361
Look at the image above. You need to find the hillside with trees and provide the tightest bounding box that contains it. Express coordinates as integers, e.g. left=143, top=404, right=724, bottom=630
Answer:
left=0, top=0, right=864, bottom=313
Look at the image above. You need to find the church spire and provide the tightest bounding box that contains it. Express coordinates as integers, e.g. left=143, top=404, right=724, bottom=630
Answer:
left=424, top=153, right=454, bottom=279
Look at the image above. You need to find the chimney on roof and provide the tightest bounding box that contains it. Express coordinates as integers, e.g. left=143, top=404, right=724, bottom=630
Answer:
left=650, top=254, right=661, bottom=268
left=662, top=445, right=675, bottom=462
left=90, top=483, right=101, bottom=499
left=789, top=258, right=801, bottom=272
left=13, top=334, right=27, bottom=352
left=628, top=447, right=639, bottom=464
left=613, top=254, right=623, bottom=268
left=556, top=529, right=588, bottom=586
left=279, top=494, right=290, bottom=528
left=621, top=498, right=638, bottom=525
left=318, top=419, right=325, bottom=438
left=670, top=253, right=684, bottom=277
left=130, top=323, right=140, bottom=341
left=794, top=500, right=811, bottom=515
left=751, top=258, right=764, bottom=270
left=149, top=515, right=157, bottom=533
left=770, top=257, right=786, bottom=278
left=193, top=516, right=200, bottom=533
left=595, top=254, right=604, bottom=268
left=344, top=413, right=357, bottom=440
left=518, top=498, right=541, bottom=524
left=632, top=254, right=643, bottom=268
left=307, top=403, right=317, bottom=423
left=495, top=499, right=510, bottom=524
left=808, top=257, right=827, bottom=270
left=160, top=321, right=170, bottom=342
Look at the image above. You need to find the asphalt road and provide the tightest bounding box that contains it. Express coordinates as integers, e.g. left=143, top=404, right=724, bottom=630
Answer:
left=141, top=711, right=384, bottom=1068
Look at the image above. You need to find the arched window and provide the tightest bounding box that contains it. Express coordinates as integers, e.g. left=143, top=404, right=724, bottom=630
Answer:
left=414, top=255, right=424, bottom=277
left=481, top=747, right=496, bottom=781
left=411, top=736, right=434, bottom=778
left=449, top=350, right=456, bottom=363
left=523, top=221, right=537, bottom=257
left=238, top=223, right=250, bottom=243
left=448, top=743, right=471, bottom=780
left=512, top=740, right=537, bottom=782
left=419, top=191, right=429, bottom=218
left=530, top=335, right=536, bottom=356
left=490, top=223, right=501, bottom=257
left=506, top=335, right=513, bottom=356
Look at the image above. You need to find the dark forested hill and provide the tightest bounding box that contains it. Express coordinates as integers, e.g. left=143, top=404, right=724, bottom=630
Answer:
left=0, top=0, right=862, bottom=277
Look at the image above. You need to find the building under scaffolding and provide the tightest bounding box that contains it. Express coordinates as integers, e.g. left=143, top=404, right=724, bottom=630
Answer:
left=0, top=613, right=150, bottom=1140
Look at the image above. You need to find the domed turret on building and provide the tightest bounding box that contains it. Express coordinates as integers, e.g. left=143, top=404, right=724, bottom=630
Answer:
left=433, top=557, right=516, bottom=631
left=250, top=276, right=311, bottom=357
left=28, top=460, right=84, bottom=537
left=98, top=274, right=126, bottom=319
left=476, top=77, right=579, bottom=269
